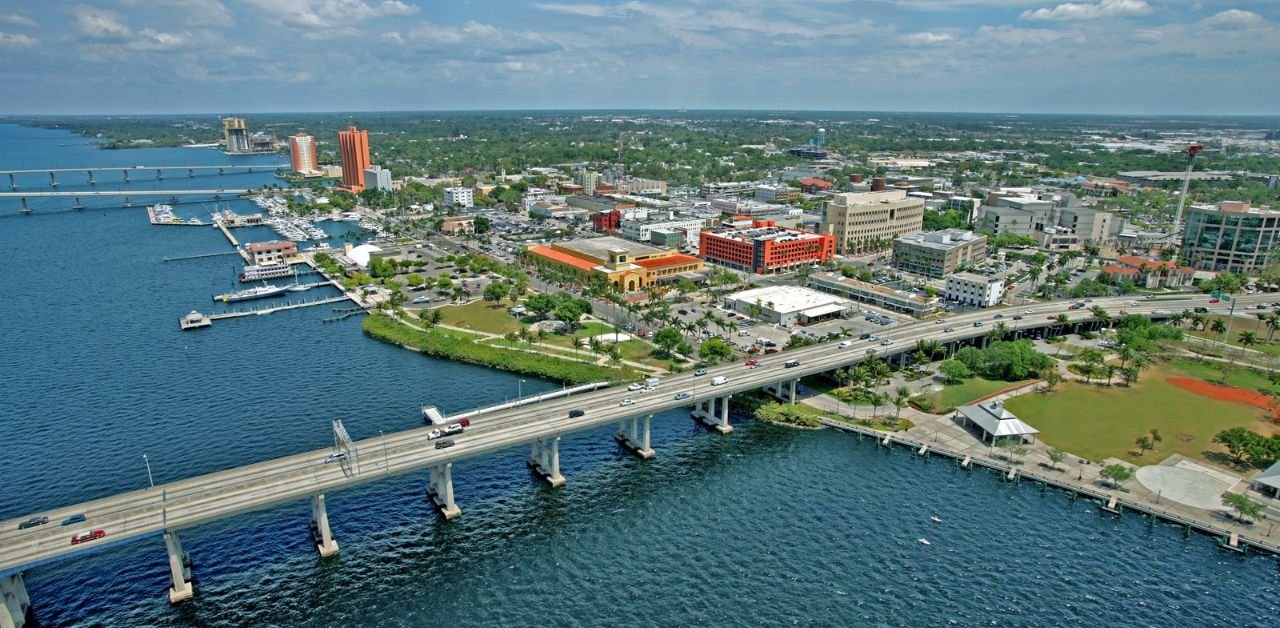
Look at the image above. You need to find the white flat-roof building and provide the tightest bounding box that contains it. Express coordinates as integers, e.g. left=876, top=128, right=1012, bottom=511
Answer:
left=723, top=285, right=853, bottom=327
left=807, top=272, right=939, bottom=318
left=444, top=187, right=474, bottom=209
left=945, top=272, right=1004, bottom=308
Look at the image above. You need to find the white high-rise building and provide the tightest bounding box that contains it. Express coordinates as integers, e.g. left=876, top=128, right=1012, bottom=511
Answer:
left=444, top=187, right=474, bottom=209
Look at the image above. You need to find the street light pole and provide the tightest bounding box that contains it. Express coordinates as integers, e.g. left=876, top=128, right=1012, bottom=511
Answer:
left=518, top=379, right=525, bottom=402
left=380, top=430, right=389, bottom=474
left=143, top=453, right=154, bottom=488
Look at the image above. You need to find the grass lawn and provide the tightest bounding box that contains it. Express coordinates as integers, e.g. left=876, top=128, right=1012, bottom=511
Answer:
left=1164, top=357, right=1280, bottom=394
left=543, top=322, right=617, bottom=348
left=1004, top=367, right=1271, bottom=466
left=916, top=377, right=1034, bottom=413
left=436, top=300, right=523, bottom=335
left=614, top=339, right=671, bottom=370
left=1186, top=315, right=1280, bottom=357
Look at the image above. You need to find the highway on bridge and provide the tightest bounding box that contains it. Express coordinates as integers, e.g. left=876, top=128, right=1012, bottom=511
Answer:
left=1, top=293, right=1271, bottom=578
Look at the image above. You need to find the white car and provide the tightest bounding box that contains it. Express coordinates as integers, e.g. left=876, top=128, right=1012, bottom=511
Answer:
left=1023, top=309, right=1033, bottom=315
left=427, top=429, right=442, bottom=440
left=620, top=398, right=635, bottom=407
left=627, top=383, right=644, bottom=391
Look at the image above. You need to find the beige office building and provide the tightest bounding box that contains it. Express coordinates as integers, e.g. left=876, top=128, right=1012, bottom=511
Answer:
left=821, top=189, right=925, bottom=255
left=891, top=229, right=987, bottom=278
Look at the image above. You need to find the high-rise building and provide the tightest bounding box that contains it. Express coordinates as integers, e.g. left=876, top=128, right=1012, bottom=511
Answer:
left=699, top=221, right=835, bottom=275
left=288, top=134, right=318, bottom=173
left=223, top=117, right=251, bottom=154
left=337, top=125, right=371, bottom=192
left=444, top=187, right=474, bottom=208
left=363, top=165, right=392, bottom=191
left=1181, top=201, right=1280, bottom=273
left=820, top=189, right=925, bottom=255
left=891, top=229, right=987, bottom=278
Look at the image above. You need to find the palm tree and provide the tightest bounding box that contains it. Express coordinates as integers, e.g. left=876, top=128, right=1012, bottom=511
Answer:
left=1054, top=313, right=1070, bottom=338
left=1236, top=330, right=1259, bottom=364
left=1210, top=318, right=1227, bottom=338
left=893, top=386, right=911, bottom=420
left=1263, top=312, right=1279, bottom=342
left=1191, top=313, right=1207, bottom=331
left=1090, top=305, right=1111, bottom=329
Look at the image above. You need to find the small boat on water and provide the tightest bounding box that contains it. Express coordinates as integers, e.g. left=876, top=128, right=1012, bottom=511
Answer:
left=930, top=516, right=942, bottom=523
left=214, top=284, right=288, bottom=303
left=918, top=538, right=931, bottom=545
left=287, top=283, right=310, bottom=292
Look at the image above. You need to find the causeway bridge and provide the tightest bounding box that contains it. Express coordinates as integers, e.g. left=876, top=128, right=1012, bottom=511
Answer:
left=2, top=190, right=252, bottom=212
left=0, top=293, right=1265, bottom=626
left=3, top=164, right=287, bottom=191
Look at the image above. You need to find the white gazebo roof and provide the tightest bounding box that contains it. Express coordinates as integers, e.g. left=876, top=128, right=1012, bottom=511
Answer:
left=1256, top=461, right=1280, bottom=491
left=957, top=400, right=1039, bottom=439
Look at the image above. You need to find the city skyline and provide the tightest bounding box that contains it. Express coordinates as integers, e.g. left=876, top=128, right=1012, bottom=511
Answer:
left=0, top=0, right=1277, bottom=116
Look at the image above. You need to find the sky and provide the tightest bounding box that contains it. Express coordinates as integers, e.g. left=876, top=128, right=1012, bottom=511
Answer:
left=0, top=0, right=1277, bottom=115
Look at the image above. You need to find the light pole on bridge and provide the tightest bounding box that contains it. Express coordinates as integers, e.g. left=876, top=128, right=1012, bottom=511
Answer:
left=143, top=453, right=155, bottom=488
left=518, top=379, right=526, bottom=402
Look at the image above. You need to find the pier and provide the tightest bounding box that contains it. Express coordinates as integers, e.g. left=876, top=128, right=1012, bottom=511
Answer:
left=206, top=296, right=352, bottom=321
left=5, top=190, right=251, bottom=213
left=3, top=164, right=287, bottom=191
left=818, top=418, right=1280, bottom=557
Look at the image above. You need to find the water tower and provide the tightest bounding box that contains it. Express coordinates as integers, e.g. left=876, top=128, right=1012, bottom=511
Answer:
left=817, top=128, right=826, bottom=147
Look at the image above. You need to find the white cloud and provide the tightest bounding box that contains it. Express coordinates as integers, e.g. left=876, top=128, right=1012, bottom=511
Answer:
left=242, top=0, right=418, bottom=30
left=1021, top=0, right=1151, bottom=22
left=1198, top=9, right=1269, bottom=31
left=0, top=14, right=37, bottom=27
left=976, top=25, right=1063, bottom=46
left=119, top=0, right=234, bottom=27
left=127, top=28, right=190, bottom=51
left=69, top=5, right=132, bottom=40
left=532, top=3, right=619, bottom=18
left=899, top=31, right=954, bottom=45
left=0, top=31, right=37, bottom=47
left=1132, top=28, right=1162, bottom=43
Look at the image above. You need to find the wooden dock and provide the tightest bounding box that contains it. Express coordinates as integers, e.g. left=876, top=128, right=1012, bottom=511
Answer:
left=818, top=417, right=1280, bottom=557
left=207, top=296, right=351, bottom=321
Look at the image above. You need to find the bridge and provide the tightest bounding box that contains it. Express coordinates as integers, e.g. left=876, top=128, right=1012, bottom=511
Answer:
left=0, top=293, right=1266, bottom=626
left=1, top=190, right=252, bottom=212
left=3, top=164, right=287, bottom=191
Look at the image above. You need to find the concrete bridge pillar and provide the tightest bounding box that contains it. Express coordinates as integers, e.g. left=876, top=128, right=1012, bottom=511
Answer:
left=717, top=395, right=732, bottom=433
left=428, top=462, right=461, bottom=519
left=7, top=174, right=15, bottom=191
left=616, top=414, right=655, bottom=458
left=73, top=197, right=84, bottom=211
left=528, top=436, right=565, bottom=487
left=164, top=531, right=193, bottom=603
left=86, top=170, right=95, bottom=185
left=48, top=172, right=57, bottom=188
left=19, top=197, right=29, bottom=213
left=309, top=494, right=339, bottom=557
left=0, top=573, right=30, bottom=628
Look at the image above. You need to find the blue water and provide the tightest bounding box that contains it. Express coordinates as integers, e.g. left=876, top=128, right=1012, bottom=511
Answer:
left=2, top=124, right=1277, bottom=626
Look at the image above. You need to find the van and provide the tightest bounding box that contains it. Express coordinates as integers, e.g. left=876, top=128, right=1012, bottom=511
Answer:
left=711, top=376, right=728, bottom=386
left=644, top=377, right=660, bottom=388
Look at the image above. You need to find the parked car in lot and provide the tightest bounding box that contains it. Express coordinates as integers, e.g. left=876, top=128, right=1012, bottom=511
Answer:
left=434, top=439, right=455, bottom=450
left=18, top=516, right=48, bottom=530
left=763, top=348, right=779, bottom=354
left=412, top=296, right=429, bottom=304
left=61, top=514, right=86, bottom=526
left=71, top=529, right=106, bottom=545
left=674, top=391, right=692, bottom=400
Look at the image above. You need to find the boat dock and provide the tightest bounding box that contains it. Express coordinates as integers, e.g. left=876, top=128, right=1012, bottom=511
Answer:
left=165, top=251, right=240, bottom=262
left=818, top=417, right=1280, bottom=557
left=180, top=295, right=353, bottom=329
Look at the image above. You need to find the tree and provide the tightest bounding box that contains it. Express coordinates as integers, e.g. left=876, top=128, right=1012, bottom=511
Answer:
left=1148, top=428, right=1163, bottom=452
left=1236, top=330, right=1258, bottom=364
left=654, top=327, right=682, bottom=356
left=699, top=338, right=734, bottom=364
left=405, top=273, right=425, bottom=288
left=1047, top=448, right=1066, bottom=471
left=1221, top=492, right=1265, bottom=523
left=893, top=386, right=911, bottom=419
left=938, top=360, right=972, bottom=384
left=420, top=308, right=444, bottom=328
left=1135, top=435, right=1153, bottom=455
left=607, top=345, right=623, bottom=367
left=483, top=281, right=509, bottom=303
left=1099, top=464, right=1133, bottom=489
left=1210, top=318, right=1227, bottom=338
left=1213, top=427, right=1260, bottom=465
left=1041, top=369, right=1063, bottom=392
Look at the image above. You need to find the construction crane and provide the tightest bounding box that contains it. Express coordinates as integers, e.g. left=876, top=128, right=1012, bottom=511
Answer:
left=1171, top=143, right=1205, bottom=235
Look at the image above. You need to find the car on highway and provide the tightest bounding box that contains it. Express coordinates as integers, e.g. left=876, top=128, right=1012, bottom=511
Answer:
left=1194, top=306, right=1209, bottom=313
left=744, top=359, right=759, bottom=367
left=1023, top=310, right=1033, bottom=315
left=859, top=333, right=872, bottom=340
left=70, top=529, right=105, bottom=545
left=674, top=391, right=693, bottom=400
left=944, top=327, right=954, bottom=333
left=428, top=429, right=442, bottom=440
left=1012, top=315, right=1023, bottom=320
left=619, top=398, right=635, bottom=407
left=627, top=383, right=644, bottom=391
left=61, top=514, right=86, bottom=526
left=972, top=321, right=984, bottom=327
left=18, top=516, right=48, bottom=530
left=993, top=313, right=1004, bottom=319
left=880, top=339, right=893, bottom=346
left=935, top=320, right=944, bottom=324
left=443, top=423, right=465, bottom=436
left=568, top=409, right=585, bottom=418
left=1209, top=298, right=1220, bottom=303
left=434, top=439, right=455, bottom=450
left=837, top=341, right=853, bottom=349
left=694, top=368, right=708, bottom=376
left=784, top=360, right=800, bottom=368
left=324, top=451, right=348, bottom=464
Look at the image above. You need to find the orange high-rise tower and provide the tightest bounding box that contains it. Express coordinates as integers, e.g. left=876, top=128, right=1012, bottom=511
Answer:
left=338, top=125, right=371, bottom=192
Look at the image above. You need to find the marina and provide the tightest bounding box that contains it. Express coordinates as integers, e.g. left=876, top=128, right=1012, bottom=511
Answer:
left=181, top=295, right=353, bottom=329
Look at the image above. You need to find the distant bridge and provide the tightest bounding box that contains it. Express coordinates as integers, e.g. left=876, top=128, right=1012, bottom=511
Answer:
left=3, top=164, right=287, bottom=190
left=1, top=190, right=252, bottom=212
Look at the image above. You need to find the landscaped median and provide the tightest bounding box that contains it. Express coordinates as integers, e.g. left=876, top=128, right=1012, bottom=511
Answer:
left=362, top=313, right=637, bottom=384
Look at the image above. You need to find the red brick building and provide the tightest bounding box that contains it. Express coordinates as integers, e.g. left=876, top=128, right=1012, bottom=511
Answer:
left=591, top=209, right=622, bottom=233
left=798, top=178, right=834, bottom=194
left=699, top=221, right=835, bottom=275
